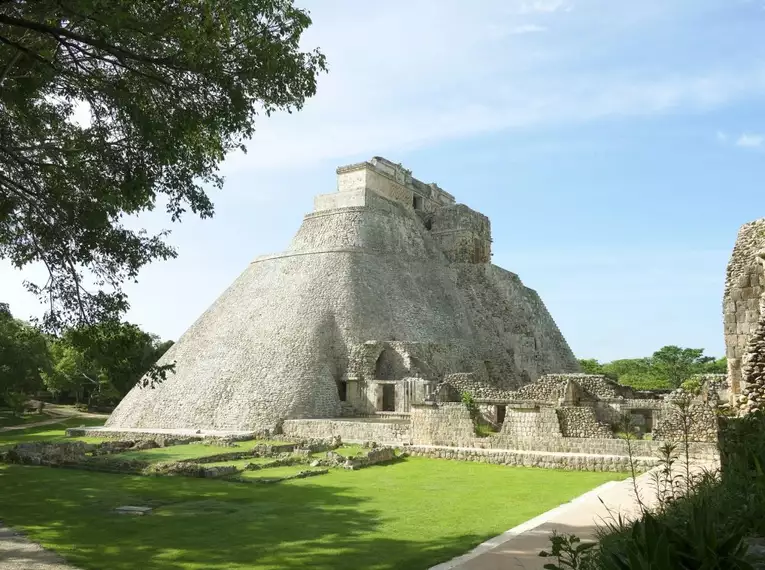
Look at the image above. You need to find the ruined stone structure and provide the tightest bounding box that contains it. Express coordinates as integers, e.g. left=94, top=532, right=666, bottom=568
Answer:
left=723, top=218, right=765, bottom=412
left=108, top=157, right=579, bottom=432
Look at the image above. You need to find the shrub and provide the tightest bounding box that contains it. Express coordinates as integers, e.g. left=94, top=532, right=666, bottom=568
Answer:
left=680, top=378, right=702, bottom=395
left=543, top=409, right=765, bottom=568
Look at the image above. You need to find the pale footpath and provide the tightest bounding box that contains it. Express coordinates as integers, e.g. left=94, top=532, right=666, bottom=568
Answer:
left=431, top=463, right=714, bottom=570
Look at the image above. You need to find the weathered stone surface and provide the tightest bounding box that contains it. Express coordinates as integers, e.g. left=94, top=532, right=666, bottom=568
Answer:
left=107, top=157, right=578, bottom=432
left=724, top=219, right=765, bottom=401
left=407, top=446, right=658, bottom=473
left=282, top=418, right=410, bottom=444
left=114, top=506, right=153, bottom=516
left=556, top=407, right=614, bottom=438
left=1, top=442, right=89, bottom=466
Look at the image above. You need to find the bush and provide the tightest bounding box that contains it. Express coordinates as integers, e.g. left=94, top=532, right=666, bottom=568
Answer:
left=543, top=409, right=765, bottom=568
left=680, top=378, right=702, bottom=395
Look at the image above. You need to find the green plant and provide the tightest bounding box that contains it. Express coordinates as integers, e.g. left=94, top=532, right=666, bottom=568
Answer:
left=602, top=507, right=754, bottom=570
left=460, top=391, right=483, bottom=435
left=651, top=443, right=683, bottom=511
left=539, top=531, right=597, bottom=570
left=679, top=378, right=702, bottom=395
left=616, top=413, right=646, bottom=513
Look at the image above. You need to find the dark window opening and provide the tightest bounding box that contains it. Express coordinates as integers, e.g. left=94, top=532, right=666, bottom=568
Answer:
left=496, top=405, right=506, bottom=426
left=382, top=384, right=396, bottom=411
left=337, top=380, right=347, bottom=402
left=424, top=218, right=433, bottom=230
left=413, top=195, right=423, bottom=210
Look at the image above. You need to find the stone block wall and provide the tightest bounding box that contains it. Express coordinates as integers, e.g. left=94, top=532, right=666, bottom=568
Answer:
left=499, top=406, right=562, bottom=438
left=653, top=402, right=719, bottom=443
left=483, top=436, right=719, bottom=461
left=281, top=419, right=410, bottom=444
left=724, top=218, right=765, bottom=397
left=556, top=407, right=614, bottom=438
left=739, top=313, right=765, bottom=413
left=410, top=403, right=476, bottom=446
left=406, top=446, right=658, bottom=473
left=430, top=204, right=492, bottom=264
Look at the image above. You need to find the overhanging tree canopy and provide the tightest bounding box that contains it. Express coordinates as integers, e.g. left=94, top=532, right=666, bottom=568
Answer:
left=0, top=0, right=326, bottom=329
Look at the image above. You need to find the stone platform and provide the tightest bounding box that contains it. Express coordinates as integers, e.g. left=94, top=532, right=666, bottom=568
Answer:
left=65, top=426, right=257, bottom=440
left=282, top=418, right=411, bottom=444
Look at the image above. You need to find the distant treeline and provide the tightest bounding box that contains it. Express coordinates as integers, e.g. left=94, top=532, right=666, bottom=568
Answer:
left=0, top=303, right=173, bottom=411
left=579, top=345, right=726, bottom=391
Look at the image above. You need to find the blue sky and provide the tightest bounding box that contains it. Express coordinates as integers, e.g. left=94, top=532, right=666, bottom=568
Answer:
left=2, top=0, right=765, bottom=361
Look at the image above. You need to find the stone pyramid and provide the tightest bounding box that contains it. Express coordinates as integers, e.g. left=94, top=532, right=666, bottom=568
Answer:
left=107, top=157, right=579, bottom=432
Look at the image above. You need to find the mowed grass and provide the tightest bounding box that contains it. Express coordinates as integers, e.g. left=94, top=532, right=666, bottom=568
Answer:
left=0, top=423, right=627, bottom=569
left=0, top=417, right=106, bottom=449
left=118, top=439, right=292, bottom=463
left=0, top=460, right=625, bottom=570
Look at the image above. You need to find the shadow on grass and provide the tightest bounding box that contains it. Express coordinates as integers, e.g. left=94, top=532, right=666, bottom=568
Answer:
left=0, top=465, right=484, bottom=570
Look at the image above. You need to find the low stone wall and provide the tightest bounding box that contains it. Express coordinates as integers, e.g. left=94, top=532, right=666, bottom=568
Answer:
left=281, top=419, right=410, bottom=444
left=483, top=436, right=719, bottom=461
left=653, top=401, right=719, bottom=443
left=407, top=446, right=658, bottom=472
left=314, top=447, right=397, bottom=470
left=557, top=407, right=614, bottom=438
left=499, top=405, right=561, bottom=438
left=410, top=403, right=475, bottom=445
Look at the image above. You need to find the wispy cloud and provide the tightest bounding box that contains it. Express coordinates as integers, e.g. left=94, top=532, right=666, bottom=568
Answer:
left=519, top=0, right=573, bottom=13
left=509, top=24, right=548, bottom=34
left=221, top=0, right=765, bottom=174
left=716, top=130, right=728, bottom=142
left=735, top=133, right=764, bottom=148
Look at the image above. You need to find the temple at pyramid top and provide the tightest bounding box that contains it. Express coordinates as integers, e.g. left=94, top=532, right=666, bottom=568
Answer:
left=316, top=156, right=456, bottom=212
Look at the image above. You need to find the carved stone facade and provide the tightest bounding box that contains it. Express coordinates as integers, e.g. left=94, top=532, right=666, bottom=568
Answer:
left=108, top=157, right=578, bottom=432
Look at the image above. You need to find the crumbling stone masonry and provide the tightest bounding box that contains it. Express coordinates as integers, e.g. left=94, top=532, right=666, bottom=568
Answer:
left=724, top=218, right=765, bottom=409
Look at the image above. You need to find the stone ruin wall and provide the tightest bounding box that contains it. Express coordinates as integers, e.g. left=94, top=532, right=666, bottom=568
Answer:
left=499, top=406, right=562, bottom=438
left=428, top=372, right=720, bottom=444
left=410, top=403, right=476, bottom=446
left=556, top=407, right=614, bottom=438
left=724, top=218, right=765, bottom=406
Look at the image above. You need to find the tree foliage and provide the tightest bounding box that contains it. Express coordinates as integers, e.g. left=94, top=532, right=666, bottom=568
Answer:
left=43, top=321, right=174, bottom=404
left=1, top=303, right=173, bottom=407
left=0, top=0, right=326, bottom=329
left=0, top=305, right=50, bottom=410
left=578, top=347, right=727, bottom=390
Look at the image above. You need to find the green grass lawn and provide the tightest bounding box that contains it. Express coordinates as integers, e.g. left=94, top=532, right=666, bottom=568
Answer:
left=0, top=457, right=625, bottom=570
left=0, top=421, right=628, bottom=569
left=0, top=417, right=106, bottom=449
left=0, top=409, right=54, bottom=428
left=118, top=439, right=292, bottom=463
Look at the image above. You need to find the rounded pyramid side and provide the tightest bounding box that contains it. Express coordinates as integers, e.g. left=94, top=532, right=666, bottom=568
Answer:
left=106, top=198, right=479, bottom=431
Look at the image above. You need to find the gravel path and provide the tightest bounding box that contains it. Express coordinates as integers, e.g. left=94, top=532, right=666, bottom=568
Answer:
left=0, top=405, right=108, bottom=433
left=0, top=525, right=80, bottom=570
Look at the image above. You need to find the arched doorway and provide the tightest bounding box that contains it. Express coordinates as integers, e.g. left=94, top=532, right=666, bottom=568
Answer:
left=375, top=348, right=404, bottom=380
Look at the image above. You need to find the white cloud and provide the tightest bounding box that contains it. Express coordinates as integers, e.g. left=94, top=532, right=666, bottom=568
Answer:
left=519, top=0, right=573, bottom=13
left=509, top=24, right=548, bottom=34
left=716, top=130, right=728, bottom=142
left=220, top=0, right=765, bottom=175
left=735, top=133, right=764, bottom=148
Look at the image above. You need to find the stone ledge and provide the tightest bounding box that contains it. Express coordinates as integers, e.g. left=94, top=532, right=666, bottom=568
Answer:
left=67, top=426, right=258, bottom=441
left=407, top=445, right=659, bottom=473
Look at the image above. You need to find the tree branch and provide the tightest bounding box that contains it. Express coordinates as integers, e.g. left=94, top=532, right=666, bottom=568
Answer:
left=0, top=13, right=184, bottom=68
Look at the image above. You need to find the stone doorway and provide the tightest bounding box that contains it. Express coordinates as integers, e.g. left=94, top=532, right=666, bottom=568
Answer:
left=496, top=405, right=506, bottom=426
left=382, top=384, right=396, bottom=412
